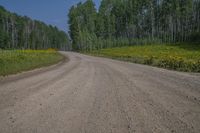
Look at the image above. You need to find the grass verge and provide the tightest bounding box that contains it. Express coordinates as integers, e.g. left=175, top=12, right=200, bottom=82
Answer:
left=0, top=49, right=64, bottom=76
left=86, top=44, right=200, bottom=72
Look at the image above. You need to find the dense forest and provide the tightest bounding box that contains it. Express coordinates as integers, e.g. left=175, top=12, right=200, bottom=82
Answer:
left=0, top=6, right=71, bottom=50
left=68, top=0, right=200, bottom=51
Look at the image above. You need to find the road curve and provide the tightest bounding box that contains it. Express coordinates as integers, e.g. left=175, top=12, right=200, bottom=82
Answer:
left=0, top=52, right=200, bottom=133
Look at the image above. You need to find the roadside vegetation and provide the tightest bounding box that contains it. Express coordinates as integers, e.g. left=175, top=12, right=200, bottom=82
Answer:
left=69, top=0, right=200, bottom=51
left=87, top=44, right=200, bottom=72
left=69, top=0, right=200, bottom=73
left=0, top=6, right=69, bottom=76
left=0, top=6, right=71, bottom=50
left=0, top=49, right=64, bottom=76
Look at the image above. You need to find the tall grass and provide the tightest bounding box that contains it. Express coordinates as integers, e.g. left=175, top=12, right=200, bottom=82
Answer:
left=0, top=49, right=64, bottom=76
left=87, top=44, right=200, bottom=72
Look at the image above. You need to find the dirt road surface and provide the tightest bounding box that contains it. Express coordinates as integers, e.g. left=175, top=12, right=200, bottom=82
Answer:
left=0, top=52, right=200, bottom=133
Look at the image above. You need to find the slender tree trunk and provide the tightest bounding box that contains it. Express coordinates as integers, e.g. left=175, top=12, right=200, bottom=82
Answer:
left=150, top=1, right=155, bottom=40
left=11, top=17, right=15, bottom=48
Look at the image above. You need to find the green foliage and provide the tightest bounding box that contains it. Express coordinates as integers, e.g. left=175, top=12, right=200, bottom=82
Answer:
left=0, top=30, right=10, bottom=49
left=68, top=0, right=96, bottom=51
left=68, top=0, right=200, bottom=51
left=0, top=50, right=64, bottom=76
left=0, top=6, right=71, bottom=50
left=189, top=32, right=200, bottom=42
left=87, top=44, right=200, bottom=72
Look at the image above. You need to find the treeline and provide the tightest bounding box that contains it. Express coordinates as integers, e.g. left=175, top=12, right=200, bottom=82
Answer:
left=0, top=6, right=71, bottom=50
left=68, top=0, right=200, bottom=51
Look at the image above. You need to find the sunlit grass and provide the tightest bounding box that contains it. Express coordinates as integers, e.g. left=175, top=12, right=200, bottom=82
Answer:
left=87, top=44, right=200, bottom=72
left=0, top=49, right=64, bottom=76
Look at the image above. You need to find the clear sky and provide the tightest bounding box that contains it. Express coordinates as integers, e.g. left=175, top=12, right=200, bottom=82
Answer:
left=0, top=0, right=101, bottom=33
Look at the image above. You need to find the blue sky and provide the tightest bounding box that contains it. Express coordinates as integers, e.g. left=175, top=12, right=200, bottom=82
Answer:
left=0, top=0, right=101, bottom=33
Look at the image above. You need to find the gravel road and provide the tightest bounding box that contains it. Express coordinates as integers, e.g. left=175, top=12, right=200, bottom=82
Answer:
left=0, top=52, right=200, bottom=133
